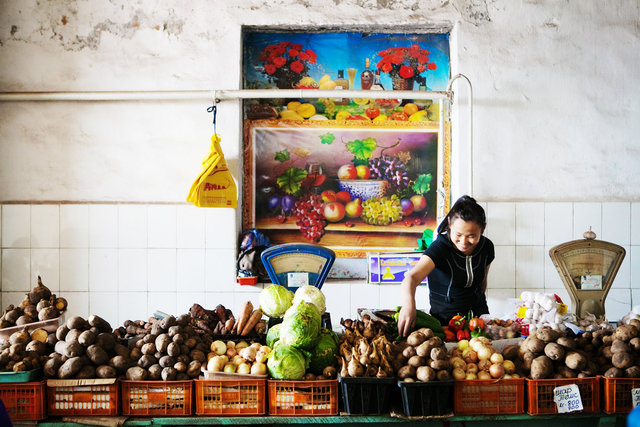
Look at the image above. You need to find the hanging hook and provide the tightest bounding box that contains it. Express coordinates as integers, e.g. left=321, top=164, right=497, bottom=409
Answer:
left=207, top=91, right=217, bottom=134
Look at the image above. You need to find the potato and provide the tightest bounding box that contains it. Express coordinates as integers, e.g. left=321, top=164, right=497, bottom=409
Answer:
left=88, top=315, right=112, bottom=333
left=78, top=330, right=96, bottom=347
left=612, top=352, right=634, bottom=369
left=625, top=366, right=640, bottom=378
left=174, top=361, right=187, bottom=373
left=416, top=365, right=436, bottom=382
left=109, top=355, right=130, bottom=373
left=430, top=359, right=450, bottom=371
left=418, top=328, right=435, bottom=339
left=159, top=355, right=176, bottom=368
left=407, top=355, right=426, bottom=368
left=611, top=339, right=630, bottom=354
left=75, top=364, right=96, bottom=379
left=65, top=329, right=83, bottom=344
left=138, top=354, right=158, bottom=369
left=126, top=366, right=148, bottom=381
left=526, top=338, right=546, bottom=354
left=94, top=333, right=116, bottom=352
left=187, top=360, right=202, bottom=378
left=565, top=351, right=587, bottom=371
left=38, top=306, right=59, bottom=321
left=167, top=342, right=181, bottom=357
left=615, top=324, right=639, bottom=342
left=161, top=367, right=177, bottom=381
left=430, top=347, right=447, bottom=361
left=530, top=355, right=553, bottom=379
left=65, top=342, right=85, bottom=358
left=148, top=364, right=162, bottom=380
left=544, top=342, right=565, bottom=361
left=96, top=365, right=117, bottom=378
left=190, top=349, right=206, bottom=363
left=168, top=326, right=181, bottom=337
left=86, top=344, right=109, bottom=365
left=502, top=345, right=520, bottom=361
left=406, top=331, right=426, bottom=347
left=403, top=346, right=417, bottom=359
left=113, top=343, right=130, bottom=358
left=15, top=314, right=34, bottom=325
left=437, top=370, right=452, bottom=381
left=555, top=365, right=577, bottom=378
left=556, top=337, right=577, bottom=349
left=155, top=334, right=171, bottom=353
left=536, top=327, right=560, bottom=343
left=604, top=367, right=624, bottom=378
left=44, top=357, right=64, bottom=378
left=397, top=365, right=416, bottom=380
left=25, top=340, right=48, bottom=356
left=141, top=343, right=157, bottom=356
left=66, top=316, right=89, bottom=331
left=58, top=357, right=85, bottom=379
left=159, top=315, right=177, bottom=331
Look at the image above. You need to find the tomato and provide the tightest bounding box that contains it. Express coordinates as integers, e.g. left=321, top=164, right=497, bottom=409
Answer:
left=389, top=111, right=409, bottom=121
left=346, top=114, right=369, bottom=121
left=365, top=107, right=380, bottom=119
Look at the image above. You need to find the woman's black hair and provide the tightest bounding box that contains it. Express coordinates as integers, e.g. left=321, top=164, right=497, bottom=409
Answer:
left=437, top=195, right=486, bottom=234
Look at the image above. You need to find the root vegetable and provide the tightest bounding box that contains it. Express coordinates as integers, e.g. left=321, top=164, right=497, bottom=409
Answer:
left=530, top=355, right=553, bottom=379
left=29, top=276, right=52, bottom=304
left=407, top=355, right=425, bottom=367
left=430, top=359, right=450, bottom=371
left=544, top=342, right=565, bottom=361
left=38, top=307, right=59, bottom=321
left=161, top=367, right=177, bottom=381
left=58, top=357, right=85, bottom=379
left=235, top=301, right=253, bottom=336
left=66, top=316, right=88, bottom=331
left=565, top=352, right=587, bottom=371
left=430, top=347, right=447, bottom=361
left=406, top=331, right=426, bottom=347
left=416, top=365, right=436, bottom=382
left=489, top=363, right=505, bottom=379
left=612, top=352, right=634, bottom=369
left=397, top=365, right=416, bottom=380
left=241, top=309, right=263, bottom=336
left=126, top=366, right=148, bottom=381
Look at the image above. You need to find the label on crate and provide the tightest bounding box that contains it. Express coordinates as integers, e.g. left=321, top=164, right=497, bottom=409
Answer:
left=631, top=388, right=640, bottom=408
left=553, top=384, right=583, bottom=413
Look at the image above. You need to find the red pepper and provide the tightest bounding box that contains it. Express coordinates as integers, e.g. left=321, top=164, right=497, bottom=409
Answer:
left=456, top=329, right=470, bottom=341
left=443, top=326, right=456, bottom=342
left=448, top=314, right=465, bottom=332
left=469, top=317, right=484, bottom=332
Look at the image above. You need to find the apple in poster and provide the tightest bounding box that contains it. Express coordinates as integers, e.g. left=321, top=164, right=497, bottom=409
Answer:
left=324, top=202, right=346, bottom=222
left=337, top=164, right=357, bottom=180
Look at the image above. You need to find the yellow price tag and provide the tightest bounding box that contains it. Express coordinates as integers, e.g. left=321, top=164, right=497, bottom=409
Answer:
left=558, top=304, right=568, bottom=315
left=516, top=306, right=528, bottom=319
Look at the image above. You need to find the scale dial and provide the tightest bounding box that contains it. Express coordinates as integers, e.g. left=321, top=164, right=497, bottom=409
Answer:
left=269, top=252, right=328, bottom=275
left=260, top=243, right=336, bottom=290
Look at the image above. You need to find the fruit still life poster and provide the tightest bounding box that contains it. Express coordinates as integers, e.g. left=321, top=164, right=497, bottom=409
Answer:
left=242, top=120, right=450, bottom=258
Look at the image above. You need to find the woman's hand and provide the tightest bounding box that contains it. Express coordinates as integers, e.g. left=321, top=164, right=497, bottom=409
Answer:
left=397, top=303, right=416, bottom=337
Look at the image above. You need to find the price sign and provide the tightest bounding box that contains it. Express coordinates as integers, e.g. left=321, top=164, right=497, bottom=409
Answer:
left=631, top=388, right=640, bottom=408
left=554, top=384, right=583, bottom=413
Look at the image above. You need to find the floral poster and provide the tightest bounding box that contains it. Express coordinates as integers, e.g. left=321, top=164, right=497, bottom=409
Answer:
left=242, top=120, right=450, bottom=258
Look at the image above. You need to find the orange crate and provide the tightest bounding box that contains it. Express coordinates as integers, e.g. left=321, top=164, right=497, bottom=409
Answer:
left=602, top=377, right=640, bottom=414
left=195, top=378, right=266, bottom=415
left=46, top=379, right=119, bottom=416
left=0, top=380, right=46, bottom=421
left=120, top=380, right=193, bottom=416
left=453, top=378, right=525, bottom=415
left=526, top=377, right=600, bottom=415
left=267, top=379, right=338, bottom=416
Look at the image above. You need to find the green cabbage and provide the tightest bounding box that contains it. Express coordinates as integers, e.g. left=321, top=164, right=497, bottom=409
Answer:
left=259, top=284, right=294, bottom=319
left=292, top=285, right=326, bottom=314
left=309, top=328, right=339, bottom=375
left=266, top=323, right=281, bottom=348
left=267, top=344, right=308, bottom=380
left=280, top=301, right=321, bottom=351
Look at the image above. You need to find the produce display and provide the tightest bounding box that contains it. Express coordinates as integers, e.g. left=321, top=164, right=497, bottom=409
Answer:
left=395, top=328, right=451, bottom=382
left=206, top=340, right=270, bottom=376
left=337, top=317, right=397, bottom=378
left=0, top=327, right=54, bottom=372
left=516, top=292, right=569, bottom=334
left=448, top=338, right=519, bottom=380
left=0, top=277, right=67, bottom=328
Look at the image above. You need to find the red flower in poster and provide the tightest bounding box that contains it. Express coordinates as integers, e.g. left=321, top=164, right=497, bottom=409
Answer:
left=259, top=41, right=318, bottom=88
left=376, top=44, right=437, bottom=81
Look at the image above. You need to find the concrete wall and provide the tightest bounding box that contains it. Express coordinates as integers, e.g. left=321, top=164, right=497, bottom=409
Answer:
left=1, top=1, right=639, bottom=327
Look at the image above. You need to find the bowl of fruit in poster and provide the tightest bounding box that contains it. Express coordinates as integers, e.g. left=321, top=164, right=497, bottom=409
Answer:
left=337, top=179, right=389, bottom=201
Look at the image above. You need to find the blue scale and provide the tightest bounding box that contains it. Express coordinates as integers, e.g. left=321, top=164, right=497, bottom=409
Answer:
left=260, top=243, right=336, bottom=291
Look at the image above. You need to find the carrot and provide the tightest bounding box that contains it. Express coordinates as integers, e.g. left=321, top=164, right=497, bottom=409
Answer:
left=235, top=301, right=253, bottom=336
left=241, top=309, right=263, bottom=336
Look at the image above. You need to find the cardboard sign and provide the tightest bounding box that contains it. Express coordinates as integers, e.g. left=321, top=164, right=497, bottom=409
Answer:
left=631, top=387, right=640, bottom=408
left=553, top=384, right=583, bottom=413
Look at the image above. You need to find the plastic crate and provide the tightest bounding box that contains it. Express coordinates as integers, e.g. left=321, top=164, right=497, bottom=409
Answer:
left=338, top=376, right=395, bottom=415
left=526, top=377, right=600, bottom=415
left=602, top=377, right=640, bottom=414
left=267, top=379, right=338, bottom=416
left=46, top=379, right=119, bottom=416
left=121, top=380, right=193, bottom=416
left=454, top=378, right=525, bottom=415
left=195, top=378, right=266, bottom=415
left=0, top=380, right=46, bottom=421
left=0, top=368, right=43, bottom=383
left=398, top=380, right=454, bottom=416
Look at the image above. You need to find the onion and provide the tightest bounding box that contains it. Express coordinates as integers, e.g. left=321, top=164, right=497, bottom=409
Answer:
left=489, top=363, right=505, bottom=379
left=452, top=367, right=466, bottom=380
left=450, top=356, right=466, bottom=370
left=477, top=370, right=492, bottom=380
left=223, top=363, right=237, bottom=373
left=465, top=363, right=478, bottom=374
left=465, top=372, right=477, bottom=380
left=502, top=360, right=516, bottom=374
left=462, top=349, right=478, bottom=364
left=477, top=359, right=491, bottom=372
left=477, top=346, right=492, bottom=361
left=490, top=352, right=504, bottom=364
left=458, top=339, right=470, bottom=351
left=251, top=362, right=267, bottom=375
left=237, top=362, right=251, bottom=375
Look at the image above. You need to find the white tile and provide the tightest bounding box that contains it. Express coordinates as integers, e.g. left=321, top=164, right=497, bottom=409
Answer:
left=177, top=205, right=206, bottom=248
left=148, top=249, right=176, bottom=292
left=118, top=205, right=147, bottom=248
left=489, top=246, right=515, bottom=288
left=632, top=289, right=640, bottom=311
left=515, top=203, right=544, bottom=245
left=2, top=292, right=27, bottom=310
left=415, top=284, right=431, bottom=311
left=602, top=203, right=631, bottom=246
left=89, top=249, right=118, bottom=292
left=59, top=291, right=89, bottom=319
left=205, top=209, right=237, bottom=249
left=0, top=205, right=2, bottom=249
left=2, top=249, right=31, bottom=291
left=176, top=292, right=206, bottom=315
left=320, top=281, right=351, bottom=324
left=60, top=205, right=89, bottom=248
left=118, top=292, right=148, bottom=325
left=205, top=292, right=238, bottom=314
left=632, top=203, right=640, bottom=245
left=612, top=245, right=631, bottom=289
left=31, top=205, right=59, bottom=248
left=484, top=203, right=515, bottom=245
left=205, top=249, right=239, bottom=292
left=148, top=292, right=178, bottom=318
left=515, top=246, right=545, bottom=290
left=2, top=205, right=30, bottom=247
left=89, top=205, right=118, bottom=248
left=89, top=292, right=118, bottom=327
left=148, top=205, right=177, bottom=249
left=605, top=288, right=631, bottom=322
left=573, top=203, right=601, bottom=240
left=60, top=249, right=89, bottom=292
left=350, top=283, right=380, bottom=318
left=632, top=246, right=640, bottom=289
left=378, top=285, right=403, bottom=312
left=118, top=249, right=147, bottom=292
left=487, top=288, right=517, bottom=319
left=177, top=249, right=205, bottom=292
left=30, top=249, right=60, bottom=292
left=544, top=203, right=573, bottom=246
left=544, top=245, right=566, bottom=289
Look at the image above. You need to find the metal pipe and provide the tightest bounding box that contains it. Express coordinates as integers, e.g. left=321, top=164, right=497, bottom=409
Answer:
left=446, top=73, right=473, bottom=197
left=0, top=89, right=450, bottom=102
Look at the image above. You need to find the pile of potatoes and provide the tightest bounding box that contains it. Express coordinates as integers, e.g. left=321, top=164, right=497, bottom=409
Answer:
left=395, top=328, right=452, bottom=382
left=448, top=337, right=519, bottom=380
left=46, top=315, right=126, bottom=379
left=598, top=321, right=640, bottom=378
left=0, top=277, right=67, bottom=329
left=206, top=340, right=271, bottom=376
left=123, top=314, right=211, bottom=381
left=0, top=327, right=56, bottom=373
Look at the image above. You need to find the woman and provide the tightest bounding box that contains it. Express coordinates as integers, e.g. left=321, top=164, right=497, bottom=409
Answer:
left=397, top=195, right=494, bottom=336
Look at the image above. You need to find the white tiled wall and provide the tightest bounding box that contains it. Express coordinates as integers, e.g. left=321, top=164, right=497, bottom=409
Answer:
left=1, top=202, right=640, bottom=329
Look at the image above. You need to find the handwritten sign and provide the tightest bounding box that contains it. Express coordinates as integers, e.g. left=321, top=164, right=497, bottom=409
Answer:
left=554, top=384, right=583, bottom=413
left=632, top=388, right=640, bottom=408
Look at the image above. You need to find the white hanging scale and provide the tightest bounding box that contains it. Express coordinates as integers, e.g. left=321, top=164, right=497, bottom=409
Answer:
left=260, top=243, right=336, bottom=290
left=549, top=228, right=626, bottom=319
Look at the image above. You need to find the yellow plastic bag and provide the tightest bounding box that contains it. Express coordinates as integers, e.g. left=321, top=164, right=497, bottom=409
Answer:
left=186, top=134, right=237, bottom=208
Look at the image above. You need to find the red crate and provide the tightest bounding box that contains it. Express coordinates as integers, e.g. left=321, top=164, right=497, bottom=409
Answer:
left=267, top=379, right=338, bottom=416
left=120, top=380, right=193, bottom=416
left=0, top=380, right=46, bottom=421
left=602, top=377, right=640, bottom=414
left=453, top=378, right=525, bottom=415
left=195, top=378, right=266, bottom=415
left=46, top=379, right=119, bottom=416
left=526, top=377, right=600, bottom=415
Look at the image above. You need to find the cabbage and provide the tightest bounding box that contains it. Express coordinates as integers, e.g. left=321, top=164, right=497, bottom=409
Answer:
left=259, top=284, right=294, bottom=318
left=266, top=323, right=281, bottom=348
left=309, top=328, right=339, bottom=375
left=267, top=344, right=308, bottom=380
left=280, top=301, right=321, bottom=350
left=292, top=285, right=326, bottom=314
